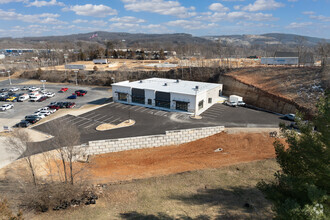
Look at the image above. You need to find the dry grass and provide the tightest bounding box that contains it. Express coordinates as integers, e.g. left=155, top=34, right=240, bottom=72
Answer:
left=30, top=159, right=278, bottom=219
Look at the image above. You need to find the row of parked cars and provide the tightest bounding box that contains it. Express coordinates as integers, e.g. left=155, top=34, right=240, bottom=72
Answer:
left=0, top=86, right=55, bottom=102
left=15, top=101, right=76, bottom=128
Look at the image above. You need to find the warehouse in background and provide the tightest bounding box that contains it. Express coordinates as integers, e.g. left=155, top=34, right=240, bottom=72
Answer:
left=112, top=78, right=223, bottom=115
left=261, top=52, right=299, bottom=65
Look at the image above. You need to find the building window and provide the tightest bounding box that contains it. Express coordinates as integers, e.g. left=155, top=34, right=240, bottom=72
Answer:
left=118, top=93, right=128, bottom=101
left=155, top=100, right=170, bottom=109
left=148, top=99, right=152, bottom=105
left=176, top=101, right=188, bottom=112
left=132, top=96, right=145, bottom=104
left=208, top=98, right=212, bottom=104
left=198, top=100, right=204, bottom=110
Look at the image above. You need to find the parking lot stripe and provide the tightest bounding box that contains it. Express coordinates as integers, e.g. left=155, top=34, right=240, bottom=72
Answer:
left=82, top=112, right=96, bottom=118
left=203, top=112, right=219, bottom=117
left=77, top=120, right=93, bottom=127
left=88, top=114, right=103, bottom=119
left=134, top=106, right=145, bottom=111
left=139, top=108, right=149, bottom=112
left=109, top=118, right=122, bottom=124
left=94, top=115, right=109, bottom=122
left=103, top=116, right=115, bottom=122
left=84, top=122, right=99, bottom=129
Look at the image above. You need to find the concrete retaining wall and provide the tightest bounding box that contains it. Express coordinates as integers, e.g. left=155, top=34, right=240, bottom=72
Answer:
left=86, top=126, right=225, bottom=155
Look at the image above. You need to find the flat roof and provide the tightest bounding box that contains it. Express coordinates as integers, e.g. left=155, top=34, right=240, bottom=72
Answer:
left=112, top=78, right=221, bottom=95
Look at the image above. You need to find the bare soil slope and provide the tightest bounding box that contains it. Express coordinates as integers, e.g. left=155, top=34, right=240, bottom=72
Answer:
left=85, top=132, right=280, bottom=183
left=226, top=67, right=324, bottom=112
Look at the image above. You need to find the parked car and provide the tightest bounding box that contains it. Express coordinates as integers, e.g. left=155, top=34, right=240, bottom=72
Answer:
left=75, top=90, right=87, bottom=96
left=18, top=94, right=29, bottom=102
left=39, top=107, right=56, bottom=114
left=63, top=102, right=76, bottom=108
left=0, top=95, right=9, bottom=101
left=25, top=116, right=41, bottom=124
left=22, top=86, right=29, bottom=90
left=6, top=96, right=17, bottom=102
left=37, top=96, right=48, bottom=102
left=39, top=110, right=51, bottom=116
left=237, top=101, right=246, bottom=106
left=48, top=104, right=60, bottom=110
left=30, top=94, right=42, bottom=102
left=45, top=92, right=55, bottom=98
left=9, top=87, right=19, bottom=92
left=67, top=94, right=77, bottom=99
left=59, top=87, right=68, bottom=92
left=32, top=113, right=46, bottom=119
left=16, top=120, right=31, bottom=128
left=0, top=88, right=8, bottom=92
left=284, top=114, right=296, bottom=121
left=1, top=103, right=13, bottom=111
left=29, top=91, right=39, bottom=97
left=29, top=87, right=40, bottom=92
left=224, top=100, right=238, bottom=107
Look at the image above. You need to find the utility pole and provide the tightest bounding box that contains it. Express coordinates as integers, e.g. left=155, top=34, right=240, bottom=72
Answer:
left=74, top=70, right=78, bottom=86
left=40, top=80, right=46, bottom=90
left=7, top=70, right=12, bottom=85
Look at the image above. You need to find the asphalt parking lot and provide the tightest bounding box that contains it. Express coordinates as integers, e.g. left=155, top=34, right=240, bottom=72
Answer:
left=33, top=102, right=287, bottom=146
left=0, top=80, right=110, bottom=130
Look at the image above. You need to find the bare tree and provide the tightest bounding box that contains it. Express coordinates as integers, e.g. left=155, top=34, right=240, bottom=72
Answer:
left=45, top=120, right=83, bottom=185
left=6, top=129, right=37, bottom=186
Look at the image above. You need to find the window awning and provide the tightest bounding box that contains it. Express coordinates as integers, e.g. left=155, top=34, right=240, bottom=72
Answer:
left=173, top=100, right=190, bottom=103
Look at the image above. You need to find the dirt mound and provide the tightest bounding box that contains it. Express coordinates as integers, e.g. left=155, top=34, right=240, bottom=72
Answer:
left=85, top=132, right=282, bottom=183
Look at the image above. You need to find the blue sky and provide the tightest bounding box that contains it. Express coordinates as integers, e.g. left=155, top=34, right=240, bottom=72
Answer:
left=0, top=0, right=329, bottom=38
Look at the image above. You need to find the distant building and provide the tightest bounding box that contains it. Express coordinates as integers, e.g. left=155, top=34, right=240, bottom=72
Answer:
left=261, top=51, right=299, bottom=65
left=112, top=78, right=223, bottom=115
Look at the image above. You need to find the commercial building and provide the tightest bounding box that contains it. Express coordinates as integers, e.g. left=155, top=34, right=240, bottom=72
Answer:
left=261, top=51, right=299, bottom=65
left=112, top=78, right=223, bottom=115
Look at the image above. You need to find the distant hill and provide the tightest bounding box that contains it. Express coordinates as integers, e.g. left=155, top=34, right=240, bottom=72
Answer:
left=0, top=32, right=211, bottom=49
left=203, top=33, right=330, bottom=46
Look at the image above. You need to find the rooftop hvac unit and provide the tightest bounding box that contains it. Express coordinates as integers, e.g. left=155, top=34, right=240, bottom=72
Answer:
left=164, top=83, right=167, bottom=86
left=195, top=86, right=199, bottom=90
left=176, top=79, right=180, bottom=83
left=139, top=80, right=143, bottom=83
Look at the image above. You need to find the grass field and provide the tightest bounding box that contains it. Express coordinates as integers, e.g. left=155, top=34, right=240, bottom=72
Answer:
left=29, top=159, right=279, bottom=220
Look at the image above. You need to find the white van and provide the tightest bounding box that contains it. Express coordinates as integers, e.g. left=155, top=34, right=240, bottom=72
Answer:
left=18, top=94, right=29, bottom=102
left=30, top=94, right=42, bottom=102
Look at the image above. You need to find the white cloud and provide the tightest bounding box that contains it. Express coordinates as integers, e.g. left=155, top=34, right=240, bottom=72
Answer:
left=209, top=3, right=229, bottom=12
left=0, top=0, right=28, bottom=4
left=122, top=0, right=196, bottom=18
left=27, top=0, right=64, bottom=7
left=109, top=16, right=146, bottom=23
left=196, top=11, right=276, bottom=22
left=310, top=15, right=330, bottom=22
left=64, top=4, right=117, bottom=17
left=286, top=22, right=313, bottom=29
left=302, top=11, right=315, bottom=15
left=73, top=19, right=88, bottom=23
left=166, top=20, right=218, bottom=30
left=242, top=0, right=284, bottom=11
left=0, top=9, right=62, bottom=23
